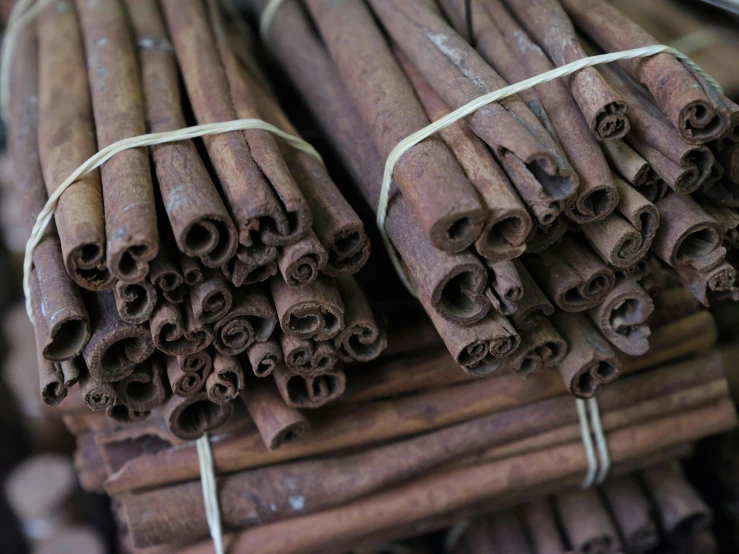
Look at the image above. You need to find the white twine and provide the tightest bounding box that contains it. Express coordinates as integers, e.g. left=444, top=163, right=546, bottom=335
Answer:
left=259, top=0, right=290, bottom=43
left=196, top=433, right=224, bottom=554
left=577, top=396, right=611, bottom=488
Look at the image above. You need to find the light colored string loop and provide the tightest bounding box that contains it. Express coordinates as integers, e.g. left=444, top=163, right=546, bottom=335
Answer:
left=577, top=396, right=611, bottom=488
left=590, top=397, right=611, bottom=485
left=375, top=45, right=722, bottom=292
left=259, top=0, right=290, bottom=43
left=576, top=398, right=598, bottom=489
left=196, top=433, right=225, bottom=554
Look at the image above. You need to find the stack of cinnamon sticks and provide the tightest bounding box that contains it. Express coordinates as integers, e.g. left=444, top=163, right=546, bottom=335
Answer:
left=241, top=0, right=739, bottom=398
left=11, top=0, right=385, bottom=440
left=48, top=292, right=734, bottom=551
left=451, top=462, right=714, bottom=554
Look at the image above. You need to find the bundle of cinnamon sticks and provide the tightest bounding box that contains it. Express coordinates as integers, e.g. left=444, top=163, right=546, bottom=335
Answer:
left=48, top=300, right=734, bottom=551
left=10, top=0, right=385, bottom=440
left=452, top=461, right=714, bottom=554
left=239, top=0, right=739, bottom=398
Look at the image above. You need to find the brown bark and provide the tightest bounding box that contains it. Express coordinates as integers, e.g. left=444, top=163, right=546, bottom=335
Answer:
left=125, top=0, right=238, bottom=268
left=305, top=0, right=489, bottom=252
left=641, top=463, right=712, bottom=545
left=651, top=193, right=722, bottom=269
left=560, top=0, right=729, bottom=143
left=502, top=315, right=567, bottom=379
left=206, top=352, right=245, bottom=404
left=598, top=63, right=714, bottom=195
left=334, top=278, right=387, bottom=363
left=601, top=475, right=659, bottom=553
left=161, top=392, right=234, bottom=440
left=510, top=260, right=554, bottom=330
left=524, top=236, right=615, bottom=312
left=587, top=278, right=655, bottom=356
left=555, top=488, right=622, bottom=554
left=38, top=0, right=111, bottom=290
left=213, top=287, right=277, bottom=356
left=149, top=300, right=213, bottom=356
left=79, top=368, right=117, bottom=412
left=601, top=140, right=656, bottom=201
left=223, top=246, right=279, bottom=287
left=83, top=291, right=155, bottom=382
left=166, top=351, right=212, bottom=397
left=271, top=276, right=344, bottom=341
left=113, top=280, right=157, bottom=325
left=273, top=365, right=346, bottom=408
left=551, top=312, right=621, bottom=397
left=241, top=383, right=309, bottom=451
left=485, top=260, right=523, bottom=316
left=278, top=230, right=328, bottom=287
left=180, top=255, right=204, bottom=287
left=371, top=0, right=578, bottom=227
left=189, top=269, right=233, bottom=324
left=14, top=15, right=91, bottom=363
left=163, top=401, right=735, bottom=553
left=247, top=339, right=284, bottom=378
left=280, top=334, right=339, bottom=376
left=525, top=218, right=568, bottom=254
left=522, top=500, right=568, bottom=554
left=581, top=175, right=659, bottom=268
left=115, top=357, right=169, bottom=412
left=76, top=0, right=159, bottom=282
left=463, top=0, right=619, bottom=223
left=106, top=403, right=150, bottom=424
left=677, top=260, right=739, bottom=307
left=397, top=47, right=531, bottom=259
left=101, top=333, right=718, bottom=495
left=160, top=0, right=300, bottom=249
left=246, top=0, right=490, bottom=324
left=148, top=243, right=186, bottom=304
left=37, top=353, right=80, bottom=407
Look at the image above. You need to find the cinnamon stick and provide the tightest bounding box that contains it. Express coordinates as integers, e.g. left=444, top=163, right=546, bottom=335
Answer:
left=277, top=230, right=328, bottom=288
left=677, top=260, right=739, bottom=307
left=247, top=339, right=283, bottom=378
left=247, top=0, right=491, bottom=324
left=106, top=403, right=150, bottom=425
left=148, top=242, right=186, bottom=304
left=271, top=276, right=344, bottom=341
left=189, top=269, right=232, bottom=324
left=161, top=0, right=305, bottom=249
left=213, top=287, right=277, bottom=356
left=280, top=334, right=339, bottom=376
left=601, top=140, right=656, bottom=201
left=161, top=392, right=234, bottom=440
left=523, top=236, right=615, bottom=312
left=76, top=0, right=158, bottom=283
left=641, top=463, right=712, bottom=545
left=241, top=383, right=309, bottom=451
left=525, top=217, right=568, bottom=254
left=522, top=500, right=568, bottom=554
left=38, top=0, right=111, bottom=290
left=485, top=260, right=523, bottom=316
left=180, top=255, right=204, bottom=287
left=166, top=352, right=212, bottom=398
left=149, top=300, right=213, bottom=356
left=223, top=246, right=279, bottom=287
left=115, top=357, right=169, bottom=412
left=126, top=0, right=238, bottom=269
left=208, top=0, right=312, bottom=247
left=651, top=192, right=722, bottom=269
left=368, top=0, right=578, bottom=227
left=273, top=365, right=346, bottom=409
left=83, top=291, right=155, bottom=383
left=462, top=0, right=619, bottom=223
left=587, top=278, right=655, bottom=356
left=38, top=353, right=80, bottom=407
left=581, top=175, right=659, bottom=268
left=304, top=0, right=488, bottom=252
left=14, top=15, right=91, bottom=362
left=601, top=475, right=659, bottom=553
left=334, top=278, right=387, bottom=363
left=113, top=280, right=157, bottom=325
left=560, top=0, right=729, bottom=143
left=78, top=369, right=117, bottom=412
left=555, top=488, right=622, bottom=554
left=396, top=48, right=531, bottom=259
left=503, top=315, right=567, bottom=379
left=205, top=352, right=245, bottom=404
left=551, top=311, right=621, bottom=397
left=509, top=260, right=554, bottom=331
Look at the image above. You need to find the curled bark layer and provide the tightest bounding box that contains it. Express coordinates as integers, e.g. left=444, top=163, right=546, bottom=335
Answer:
left=115, top=357, right=169, bottom=412
left=241, top=384, right=309, bottom=451
left=189, top=269, right=233, bottom=325
left=273, top=365, right=346, bottom=409
left=206, top=353, right=245, bottom=404
left=555, top=488, right=622, bottom=554
left=247, top=339, right=284, bottom=378
left=280, top=334, right=339, bottom=376
left=502, top=315, right=567, bottom=379
left=601, top=475, right=660, bottom=553
left=278, top=230, right=328, bottom=288
left=271, top=276, right=344, bottom=341
left=150, top=300, right=213, bottom=356
left=213, top=287, right=277, bottom=356
left=113, top=280, right=157, bottom=325
left=166, top=352, right=212, bottom=398
left=334, top=278, right=386, bottom=363
left=161, top=392, right=234, bottom=440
